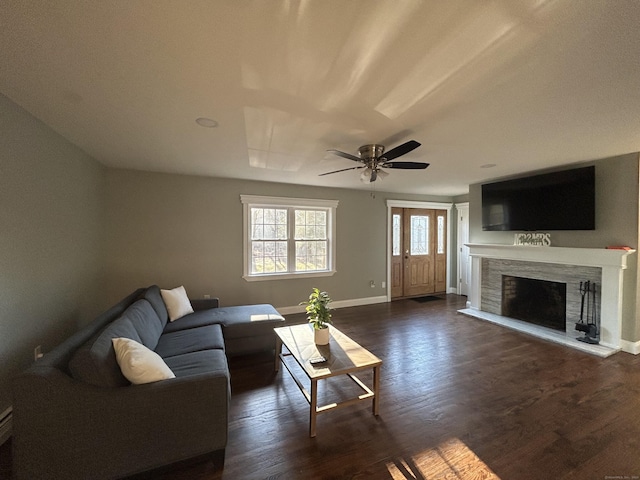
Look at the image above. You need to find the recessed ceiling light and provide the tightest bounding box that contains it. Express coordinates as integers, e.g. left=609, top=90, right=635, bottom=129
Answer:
left=195, top=117, right=218, bottom=128
left=480, top=163, right=496, bottom=168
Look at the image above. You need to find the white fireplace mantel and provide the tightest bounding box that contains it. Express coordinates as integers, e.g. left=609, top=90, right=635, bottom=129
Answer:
left=464, top=244, right=636, bottom=354
left=466, top=244, right=635, bottom=269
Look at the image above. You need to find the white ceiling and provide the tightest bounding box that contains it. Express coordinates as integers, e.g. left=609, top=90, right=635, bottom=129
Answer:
left=2, top=0, right=640, bottom=196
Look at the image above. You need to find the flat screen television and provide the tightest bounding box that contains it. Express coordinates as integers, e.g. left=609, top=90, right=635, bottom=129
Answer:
left=482, top=165, right=595, bottom=231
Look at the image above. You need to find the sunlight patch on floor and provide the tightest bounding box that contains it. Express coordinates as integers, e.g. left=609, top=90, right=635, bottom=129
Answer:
left=386, top=438, right=500, bottom=479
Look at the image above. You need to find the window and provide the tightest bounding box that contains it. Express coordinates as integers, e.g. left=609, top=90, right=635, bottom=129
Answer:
left=410, top=215, right=429, bottom=255
left=437, top=214, right=445, bottom=254
left=241, top=195, right=338, bottom=281
left=392, top=213, right=401, bottom=256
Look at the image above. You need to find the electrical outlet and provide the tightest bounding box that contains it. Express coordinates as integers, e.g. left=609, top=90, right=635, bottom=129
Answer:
left=381, top=281, right=386, bottom=288
left=203, top=294, right=211, bottom=299
left=34, top=345, right=43, bottom=361
left=370, top=280, right=375, bottom=288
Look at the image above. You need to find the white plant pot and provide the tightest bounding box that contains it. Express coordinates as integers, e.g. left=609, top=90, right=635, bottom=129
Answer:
left=314, top=327, right=330, bottom=345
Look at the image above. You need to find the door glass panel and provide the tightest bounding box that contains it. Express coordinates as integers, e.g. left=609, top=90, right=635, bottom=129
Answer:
left=437, top=215, right=445, bottom=254
left=410, top=215, right=429, bottom=255
left=392, top=214, right=401, bottom=256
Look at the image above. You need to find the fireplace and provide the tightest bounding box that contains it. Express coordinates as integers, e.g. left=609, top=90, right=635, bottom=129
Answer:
left=461, top=244, right=636, bottom=356
left=502, top=275, right=566, bottom=331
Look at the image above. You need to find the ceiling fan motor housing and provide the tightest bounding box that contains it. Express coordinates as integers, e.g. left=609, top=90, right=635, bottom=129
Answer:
left=358, top=144, right=385, bottom=161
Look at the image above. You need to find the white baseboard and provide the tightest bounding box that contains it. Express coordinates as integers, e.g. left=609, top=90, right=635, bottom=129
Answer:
left=276, top=295, right=388, bottom=315
left=620, top=339, right=640, bottom=355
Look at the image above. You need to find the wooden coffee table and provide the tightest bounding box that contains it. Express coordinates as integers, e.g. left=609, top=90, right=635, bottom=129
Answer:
left=274, top=324, right=382, bottom=437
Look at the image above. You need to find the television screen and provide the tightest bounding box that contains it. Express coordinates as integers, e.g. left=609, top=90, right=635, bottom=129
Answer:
left=482, top=165, right=595, bottom=231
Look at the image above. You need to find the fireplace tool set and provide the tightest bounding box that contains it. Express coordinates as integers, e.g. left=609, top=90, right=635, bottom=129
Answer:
left=575, top=280, right=599, bottom=344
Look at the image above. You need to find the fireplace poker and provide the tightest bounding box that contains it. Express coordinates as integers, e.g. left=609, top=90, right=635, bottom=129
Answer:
left=585, top=280, right=591, bottom=325
left=579, top=281, right=589, bottom=323
left=590, top=282, right=597, bottom=326
left=580, top=282, right=587, bottom=323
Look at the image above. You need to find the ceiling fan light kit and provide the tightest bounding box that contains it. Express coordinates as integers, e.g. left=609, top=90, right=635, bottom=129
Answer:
left=323, top=140, right=429, bottom=183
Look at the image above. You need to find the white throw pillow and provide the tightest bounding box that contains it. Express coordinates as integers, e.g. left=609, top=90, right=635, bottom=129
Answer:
left=112, top=338, right=175, bottom=384
left=160, top=285, right=194, bottom=322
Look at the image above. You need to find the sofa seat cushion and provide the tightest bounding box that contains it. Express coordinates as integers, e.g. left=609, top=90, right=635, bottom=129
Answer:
left=163, top=349, right=229, bottom=380
left=214, top=304, right=285, bottom=339
left=155, top=324, right=225, bottom=358
left=161, top=309, right=223, bottom=334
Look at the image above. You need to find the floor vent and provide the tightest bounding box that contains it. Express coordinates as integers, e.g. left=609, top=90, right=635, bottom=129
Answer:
left=0, top=406, right=12, bottom=445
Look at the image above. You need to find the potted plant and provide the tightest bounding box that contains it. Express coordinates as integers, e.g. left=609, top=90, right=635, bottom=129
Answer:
left=300, top=288, right=332, bottom=345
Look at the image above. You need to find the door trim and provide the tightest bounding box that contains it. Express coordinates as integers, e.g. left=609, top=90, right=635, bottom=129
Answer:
left=455, top=202, right=470, bottom=296
left=386, top=200, right=454, bottom=301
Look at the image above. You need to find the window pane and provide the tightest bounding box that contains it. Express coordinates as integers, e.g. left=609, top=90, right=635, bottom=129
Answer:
left=251, top=240, right=287, bottom=273
left=295, top=209, right=327, bottom=240
left=410, top=215, right=429, bottom=255
left=264, top=223, right=276, bottom=239
left=305, top=210, right=315, bottom=225
left=295, top=240, right=327, bottom=271
left=251, top=241, right=263, bottom=273
left=437, top=215, right=445, bottom=254
left=392, top=214, right=401, bottom=256
left=263, top=208, right=275, bottom=224
left=251, top=207, right=287, bottom=240
left=252, top=208, right=263, bottom=225
left=252, top=224, right=264, bottom=240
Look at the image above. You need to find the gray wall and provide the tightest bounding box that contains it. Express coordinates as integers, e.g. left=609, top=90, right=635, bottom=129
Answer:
left=0, top=94, right=106, bottom=413
left=468, top=153, right=640, bottom=341
left=104, top=169, right=455, bottom=309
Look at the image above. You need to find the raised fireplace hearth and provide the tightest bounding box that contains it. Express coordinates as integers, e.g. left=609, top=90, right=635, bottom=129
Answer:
left=460, top=244, right=635, bottom=357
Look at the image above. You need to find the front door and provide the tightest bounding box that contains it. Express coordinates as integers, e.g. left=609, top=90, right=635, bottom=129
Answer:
left=391, top=208, right=447, bottom=298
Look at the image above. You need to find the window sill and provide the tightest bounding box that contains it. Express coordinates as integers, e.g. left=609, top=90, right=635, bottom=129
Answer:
left=243, top=270, right=336, bottom=282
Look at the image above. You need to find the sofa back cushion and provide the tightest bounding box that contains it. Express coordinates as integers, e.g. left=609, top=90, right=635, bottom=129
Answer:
left=124, top=299, right=165, bottom=349
left=142, top=285, right=169, bottom=326
left=68, top=299, right=164, bottom=387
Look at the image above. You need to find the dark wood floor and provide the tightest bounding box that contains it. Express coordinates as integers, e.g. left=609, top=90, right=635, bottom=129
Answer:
left=3, top=294, right=640, bottom=479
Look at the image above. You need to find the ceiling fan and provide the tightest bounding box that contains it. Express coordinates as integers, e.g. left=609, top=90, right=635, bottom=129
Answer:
left=321, top=140, right=429, bottom=182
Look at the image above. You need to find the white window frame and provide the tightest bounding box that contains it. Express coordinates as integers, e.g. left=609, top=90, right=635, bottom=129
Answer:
left=240, top=195, right=338, bottom=281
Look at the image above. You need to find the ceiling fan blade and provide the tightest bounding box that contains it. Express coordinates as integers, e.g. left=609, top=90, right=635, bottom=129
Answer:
left=382, top=161, right=430, bottom=170
left=326, top=149, right=361, bottom=162
left=319, top=166, right=363, bottom=176
left=380, top=140, right=421, bottom=161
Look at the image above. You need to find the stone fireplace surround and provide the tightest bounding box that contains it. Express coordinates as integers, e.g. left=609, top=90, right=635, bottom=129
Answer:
left=459, top=244, right=636, bottom=357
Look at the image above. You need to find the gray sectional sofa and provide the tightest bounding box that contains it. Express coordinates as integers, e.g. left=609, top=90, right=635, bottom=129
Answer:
left=11, top=285, right=285, bottom=480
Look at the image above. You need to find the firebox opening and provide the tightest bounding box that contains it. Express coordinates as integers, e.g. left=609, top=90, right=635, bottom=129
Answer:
left=502, top=275, right=566, bottom=331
